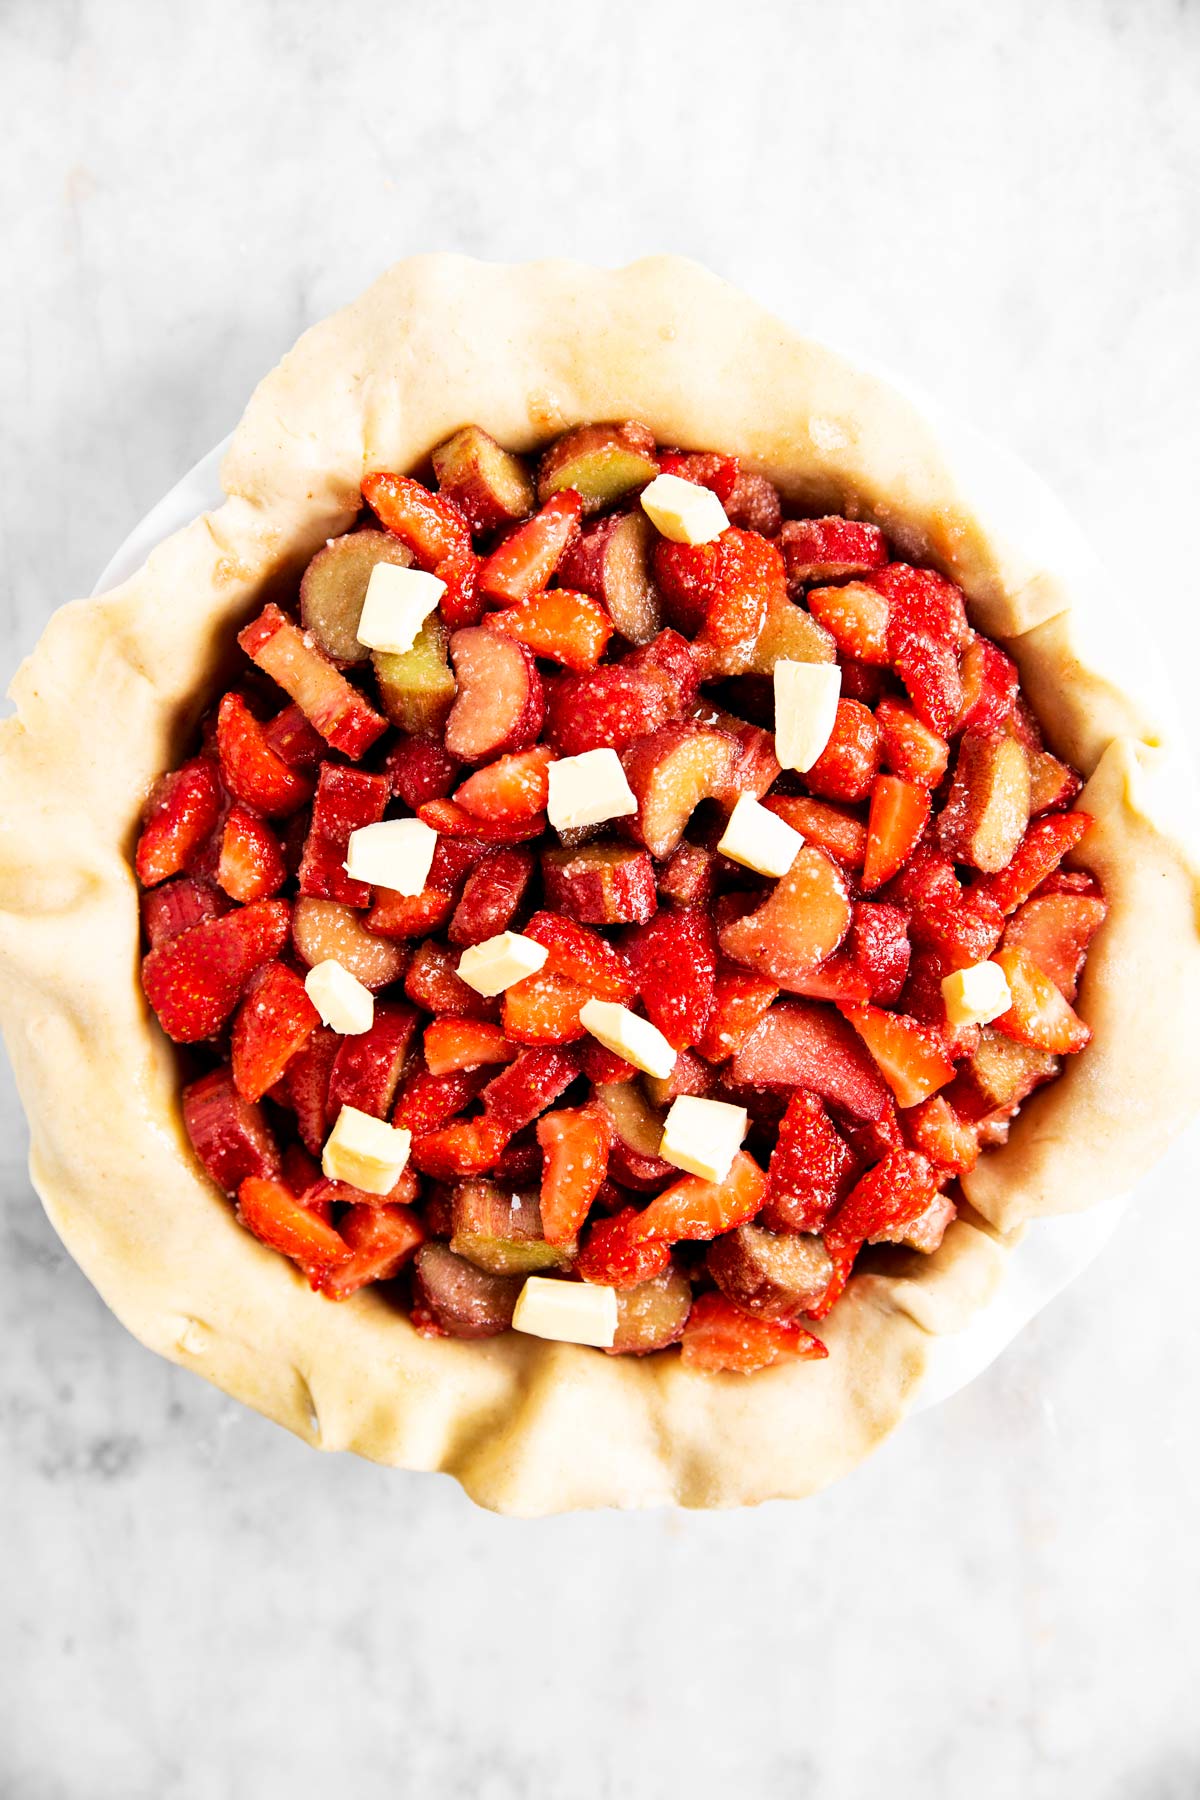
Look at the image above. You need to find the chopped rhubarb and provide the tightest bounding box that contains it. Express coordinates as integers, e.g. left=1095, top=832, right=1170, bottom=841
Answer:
left=719, top=847, right=852, bottom=986
left=444, top=628, right=545, bottom=763
left=731, top=1000, right=893, bottom=1123
left=141, top=874, right=227, bottom=949
left=541, top=843, right=657, bottom=925
left=938, top=733, right=1031, bottom=874
left=238, top=604, right=387, bottom=759
left=708, top=1223, right=834, bottom=1318
left=762, top=794, right=867, bottom=870
left=431, top=425, right=535, bottom=534
left=299, top=530, right=415, bottom=665
left=622, top=724, right=740, bottom=859
left=298, top=764, right=390, bottom=907
left=282, top=1025, right=341, bottom=1155
left=778, top=516, right=888, bottom=586
left=183, top=1067, right=281, bottom=1193
left=537, top=420, right=658, bottom=511
left=327, top=1004, right=419, bottom=1118
left=291, top=896, right=409, bottom=991
left=557, top=509, right=661, bottom=645
left=448, top=846, right=534, bottom=947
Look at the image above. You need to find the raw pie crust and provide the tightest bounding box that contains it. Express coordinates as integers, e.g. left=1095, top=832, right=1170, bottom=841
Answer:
left=1, top=256, right=1197, bottom=1515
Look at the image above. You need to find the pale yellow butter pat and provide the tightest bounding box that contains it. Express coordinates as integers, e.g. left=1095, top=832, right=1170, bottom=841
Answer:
left=941, top=960, right=1012, bottom=1028
left=355, top=562, right=445, bottom=655
left=322, top=1106, right=412, bottom=1196
left=344, top=817, right=437, bottom=895
left=457, top=931, right=548, bottom=998
left=717, top=793, right=803, bottom=878
left=578, top=998, right=676, bottom=1079
left=774, top=661, right=842, bottom=772
left=303, top=959, right=375, bottom=1035
left=546, top=749, right=638, bottom=833
left=659, top=1095, right=748, bottom=1183
left=513, top=1276, right=618, bottom=1348
left=640, top=471, right=728, bottom=545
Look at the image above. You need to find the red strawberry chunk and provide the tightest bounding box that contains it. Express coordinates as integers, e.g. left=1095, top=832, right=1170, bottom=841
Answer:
left=231, top=961, right=319, bottom=1102
left=481, top=1045, right=581, bottom=1135
left=523, top=910, right=636, bottom=1002
left=403, top=941, right=497, bottom=1020
left=366, top=887, right=455, bottom=939
left=501, top=969, right=591, bottom=1044
left=418, top=795, right=545, bottom=845
left=630, top=1150, right=767, bottom=1245
left=654, top=527, right=784, bottom=647
left=544, top=665, right=676, bottom=756
left=804, top=698, right=881, bottom=804
left=805, top=582, right=891, bottom=665
left=479, top=489, right=583, bottom=603
left=328, top=1003, right=419, bottom=1119
left=576, top=1209, right=672, bottom=1289
left=182, top=1066, right=281, bottom=1193
left=909, top=891, right=1005, bottom=970
left=862, top=775, right=931, bottom=892
left=392, top=1064, right=489, bottom=1135
left=824, top=1148, right=939, bottom=1255
left=901, top=1093, right=980, bottom=1176
left=537, top=1104, right=613, bottom=1244
left=217, top=807, right=287, bottom=904
left=141, top=899, right=290, bottom=1042
left=484, top=587, right=613, bottom=672
left=298, top=764, right=391, bottom=906
left=839, top=1002, right=956, bottom=1108
left=361, top=471, right=471, bottom=565
left=141, top=875, right=227, bottom=949
left=724, top=471, right=783, bottom=537
left=656, top=449, right=740, bottom=503
left=763, top=795, right=867, bottom=870
left=869, top=566, right=968, bottom=736
left=762, top=1091, right=857, bottom=1234
left=1028, top=749, right=1082, bottom=817
left=581, top=1041, right=639, bottom=1084
left=318, top=1204, right=426, bottom=1299
left=991, top=948, right=1091, bottom=1054
left=680, top=1292, right=826, bottom=1373
left=135, top=756, right=223, bottom=887
left=974, top=811, right=1093, bottom=916
left=237, top=1176, right=352, bottom=1286
left=453, top=746, right=553, bottom=824
left=625, top=905, right=717, bottom=1050
left=1002, top=889, right=1107, bottom=1001
left=282, top=1025, right=341, bottom=1154
left=383, top=734, right=459, bottom=808
left=410, top=1117, right=509, bottom=1180
left=957, top=636, right=1019, bottom=734
left=622, top=629, right=701, bottom=712
left=658, top=840, right=715, bottom=908
left=238, top=605, right=387, bottom=759
left=697, top=964, right=779, bottom=1063
left=217, top=694, right=314, bottom=816
left=778, top=516, right=888, bottom=585
left=875, top=696, right=950, bottom=789
left=448, top=846, right=534, bottom=946
left=848, top=902, right=911, bottom=1004
left=423, top=1018, right=515, bottom=1076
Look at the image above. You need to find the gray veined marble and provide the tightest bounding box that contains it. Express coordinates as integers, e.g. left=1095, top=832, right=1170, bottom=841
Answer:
left=2, top=1, right=1200, bottom=1796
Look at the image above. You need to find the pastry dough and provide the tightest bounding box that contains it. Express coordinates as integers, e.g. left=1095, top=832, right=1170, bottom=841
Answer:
left=1, top=256, right=1197, bottom=1514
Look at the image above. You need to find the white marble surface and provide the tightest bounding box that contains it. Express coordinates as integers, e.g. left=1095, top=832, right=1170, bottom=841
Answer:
left=2, top=2, right=1200, bottom=1796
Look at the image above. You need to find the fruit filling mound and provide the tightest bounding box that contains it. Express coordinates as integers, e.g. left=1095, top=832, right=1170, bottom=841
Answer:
left=135, top=420, right=1104, bottom=1374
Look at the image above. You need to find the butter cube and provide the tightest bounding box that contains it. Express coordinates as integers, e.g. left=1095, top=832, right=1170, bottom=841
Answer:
left=513, top=1276, right=618, bottom=1348
left=578, top=998, right=676, bottom=1080
left=303, top=959, right=375, bottom=1035
left=640, top=472, right=728, bottom=545
left=941, top=960, right=1012, bottom=1029
left=659, top=1095, right=748, bottom=1183
left=717, top=793, right=803, bottom=878
left=774, top=661, right=842, bottom=772
left=355, top=562, right=446, bottom=654
left=457, top=930, right=549, bottom=998
left=546, top=749, right=638, bottom=833
left=322, top=1105, right=412, bottom=1196
left=344, top=817, right=437, bottom=894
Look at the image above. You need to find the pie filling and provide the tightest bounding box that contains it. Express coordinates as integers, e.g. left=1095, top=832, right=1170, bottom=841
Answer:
left=134, top=420, right=1104, bottom=1373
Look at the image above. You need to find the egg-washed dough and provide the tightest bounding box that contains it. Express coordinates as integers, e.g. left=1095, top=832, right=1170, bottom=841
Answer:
left=0, top=256, right=1197, bottom=1515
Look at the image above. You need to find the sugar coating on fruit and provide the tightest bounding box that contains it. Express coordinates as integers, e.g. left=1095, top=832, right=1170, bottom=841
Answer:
left=941, top=959, right=1012, bottom=1028
left=717, top=793, right=803, bottom=878
left=343, top=817, right=437, bottom=894
left=640, top=472, right=728, bottom=545
left=659, top=1094, right=749, bottom=1183
left=355, top=562, right=446, bottom=655
left=513, top=1275, right=618, bottom=1348
left=322, top=1104, right=412, bottom=1195
left=774, top=661, right=842, bottom=772
left=578, top=998, right=676, bottom=1079
left=457, top=930, right=549, bottom=997
left=546, top=748, right=638, bottom=833
left=303, top=958, right=375, bottom=1035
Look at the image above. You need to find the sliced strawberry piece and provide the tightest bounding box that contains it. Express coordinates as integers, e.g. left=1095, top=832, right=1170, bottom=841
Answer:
left=481, top=1045, right=581, bottom=1136
left=383, top=733, right=459, bottom=808
left=182, top=1066, right=281, bottom=1193
left=762, top=1090, right=857, bottom=1234
left=875, top=696, right=949, bottom=789
left=238, top=604, right=387, bottom=759
left=882, top=840, right=962, bottom=911
left=909, top=891, right=1005, bottom=970
left=362, top=470, right=471, bottom=565
left=416, top=796, right=545, bottom=846
left=423, top=1018, right=514, bottom=1076
left=142, top=899, right=290, bottom=1042
left=624, top=904, right=717, bottom=1050
left=680, top=1291, right=827, bottom=1373
left=622, top=724, right=740, bottom=859
left=523, top=910, right=636, bottom=1001
left=804, top=698, right=881, bottom=803
left=654, top=526, right=784, bottom=647
left=298, top=764, right=391, bottom=906
left=135, top=756, right=224, bottom=887
left=453, top=746, right=553, bottom=824
left=318, top=1204, right=426, bottom=1300
left=862, top=775, right=931, bottom=892
left=778, top=516, right=888, bottom=585
left=847, top=902, right=911, bottom=1004
left=215, top=807, right=286, bottom=904
left=581, top=1041, right=639, bottom=1085
left=484, top=587, right=613, bottom=672
left=263, top=702, right=328, bottom=772
left=328, top=1003, right=419, bottom=1118
left=1001, top=889, right=1106, bottom=1001
left=805, top=581, right=891, bottom=665
left=868, top=565, right=968, bottom=736
left=957, top=636, right=1019, bottom=734
left=762, top=794, right=867, bottom=870
left=541, top=843, right=657, bottom=925
left=448, top=845, right=534, bottom=947
left=719, top=847, right=852, bottom=986
left=141, top=875, right=227, bottom=949
left=544, top=665, right=676, bottom=756
left=973, top=811, right=1093, bottom=915
left=731, top=999, right=893, bottom=1123
left=230, top=961, right=319, bottom=1103
left=501, top=969, right=591, bottom=1044
left=622, top=628, right=702, bottom=712
left=991, top=947, right=1091, bottom=1054
left=444, top=627, right=545, bottom=763
left=630, top=1150, right=767, bottom=1246
left=576, top=1209, right=672, bottom=1289
left=237, top=1176, right=351, bottom=1286
left=656, top=449, right=741, bottom=503
left=479, top=489, right=583, bottom=603
left=217, top=693, right=315, bottom=818
left=899, top=947, right=981, bottom=1060
left=697, top=964, right=779, bottom=1063
left=537, top=1104, right=614, bottom=1244
left=658, top=840, right=715, bottom=908
left=392, top=1064, right=489, bottom=1135
left=824, top=1148, right=939, bottom=1255
left=365, top=886, right=455, bottom=939
left=410, top=1118, right=509, bottom=1180
left=839, top=1002, right=956, bottom=1108
left=901, top=1093, right=980, bottom=1175
left=282, top=1025, right=341, bottom=1154
left=403, top=940, right=497, bottom=1020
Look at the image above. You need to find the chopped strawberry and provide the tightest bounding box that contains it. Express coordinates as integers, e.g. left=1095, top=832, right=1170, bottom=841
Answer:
left=480, top=1045, right=581, bottom=1135
left=262, top=703, right=326, bottom=772
left=625, top=905, right=717, bottom=1050
left=630, top=1150, right=767, bottom=1245
left=182, top=1066, right=281, bottom=1193
left=656, top=449, right=740, bottom=502
left=448, top=845, right=534, bottom=947
left=410, top=1117, right=509, bottom=1180
left=882, top=840, right=962, bottom=911
left=328, top=1003, right=419, bottom=1118
left=484, top=587, right=613, bottom=672
left=318, top=1204, right=426, bottom=1300
left=135, top=756, right=224, bottom=887
left=974, top=811, right=1093, bottom=915
left=501, top=969, right=591, bottom=1044
left=216, top=807, right=287, bottom=904
left=216, top=693, right=314, bottom=816
left=847, top=902, right=911, bottom=1004
left=537, top=1104, right=613, bottom=1244
left=909, top=891, right=1005, bottom=970
left=230, top=961, right=319, bottom=1103
left=544, top=665, right=675, bottom=756
left=582, top=1041, right=639, bottom=1085
left=654, top=527, right=785, bottom=647
left=837, top=658, right=887, bottom=706
left=523, top=911, right=636, bottom=1001
left=361, top=471, right=471, bottom=565
left=862, top=775, right=931, bottom=891
left=778, top=516, right=888, bottom=586
left=805, top=581, right=891, bottom=665
left=383, top=734, right=459, bottom=808
left=957, top=636, right=1018, bottom=734
left=297, top=765, right=390, bottom=907
left=141, top=875, right=227, bottom=949
left=779, top=951, right=874, bottom=1006
left=719, top=847, right=852, bottom=986
left=238, top=604, right=387, bottom=759
left=762, top=794, right=867, bottom=870
left=576, top=1209, right=672, bottom=1289
left=141, top=899, right=290, bottom=1042
left=762, top=1091, right=857, bottom=1234
left=453, top=746, right=553, bottom=824
left=392, top=1064, right=489, bottom=1135
left=237, top=1176, right=351, bottom=1286
left=824, top=1148, right=940, bottom=1255
left=868, top=565, right=968, bottom=736
left=417, top=796, right=544, bottom=844
left=423, top=1018, right=515, bottom=1076
left=680, top=1292, right=827, bottom=1373
left=658, top=840, right=715, bottom=908
left=874, top=696, right=950, bottom=789
left=404, top=940, right=497, bottom=1020
left=491, top=1133, right=542, bottom=1183
left=805, top=698, right=881, bottom=803
left=901, top=1093, right=980, bottom=1175
left=282, top=1025, right=341, bottom=1154
left=730, top=999, right=893, bottom=1123
left=839, top=1003, right=956, bottom=1108
left=1002, top=888, right=1106, bottom=1001
left=899, top=948, right=982, bottom=1061
left=991, top=948, right=1091, bottom=1054
left=479, top=489, right=583, bottom=603
left=366, top=886, right=456, bottom=939
left=697, top=965, right=780, bottom=1063
left=541, top=843, right=658, bottom=925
